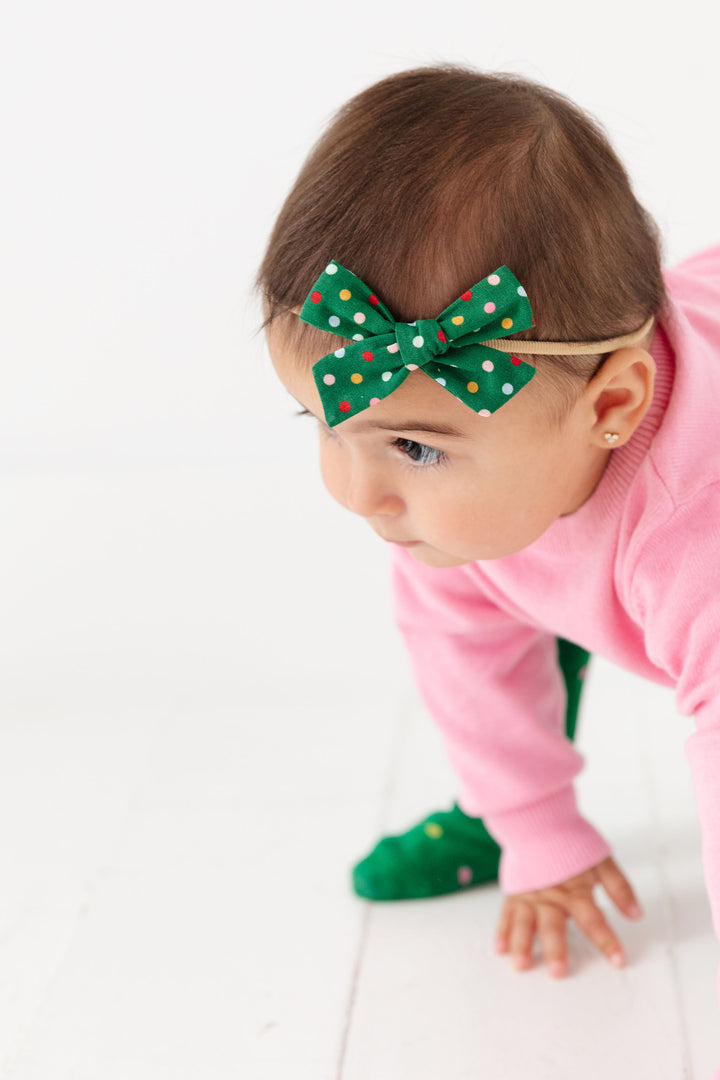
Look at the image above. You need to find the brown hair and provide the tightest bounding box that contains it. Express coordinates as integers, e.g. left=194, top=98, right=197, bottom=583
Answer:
left=254, top=63, right=669, bottom=428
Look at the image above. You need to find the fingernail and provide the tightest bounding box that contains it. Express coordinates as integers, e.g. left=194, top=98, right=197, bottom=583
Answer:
left=512, top=955, right=528, bottom=971
left=610, top=950, right=625, bottom=968
left=549, top=960, right=565, bottom=978
left=627, top=903, right=643, bottom=918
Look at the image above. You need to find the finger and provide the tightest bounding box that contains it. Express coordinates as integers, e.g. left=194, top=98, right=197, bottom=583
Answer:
left=537, top=904, right=568, bottom=978
left=495, top=902, right=513, bottom=954
left=508, top=902, right=536, bottom=971
left=595, top=857, right=644, bottom=919
left=571, top=896, right=626, bottom=968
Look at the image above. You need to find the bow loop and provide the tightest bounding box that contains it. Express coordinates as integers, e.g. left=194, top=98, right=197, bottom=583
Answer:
left=436, top=271, right=532, bottom=345
left=299, top=261, right=395, bottom=342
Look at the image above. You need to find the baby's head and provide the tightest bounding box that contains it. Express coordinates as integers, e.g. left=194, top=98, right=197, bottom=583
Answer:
left=255, top=64, right=668, bottom=565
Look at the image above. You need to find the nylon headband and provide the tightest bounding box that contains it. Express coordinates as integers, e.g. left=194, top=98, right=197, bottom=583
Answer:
left=289, top=259, right=658, bottom=426
left=289, top=307, right=656, bottom=356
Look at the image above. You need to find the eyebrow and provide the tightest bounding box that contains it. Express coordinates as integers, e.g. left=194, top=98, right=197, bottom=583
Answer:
left=351, top=418, right=469, bottom=438
left=289, top=396, right=469, bottom=439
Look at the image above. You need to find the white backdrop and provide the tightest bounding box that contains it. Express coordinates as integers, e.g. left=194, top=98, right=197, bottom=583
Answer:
left=1, top=1, right=718, bottom=471
left=2, top=13, right=719, bottom=1076
left=0, top=1, right=718, bottom=710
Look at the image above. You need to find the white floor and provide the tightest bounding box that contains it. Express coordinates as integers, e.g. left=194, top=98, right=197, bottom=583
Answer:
left=0, top=465, right=717, bottom=1078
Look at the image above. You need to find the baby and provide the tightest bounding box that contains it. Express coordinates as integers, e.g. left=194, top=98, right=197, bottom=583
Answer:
left=254, top=64, right=720, bottom=1074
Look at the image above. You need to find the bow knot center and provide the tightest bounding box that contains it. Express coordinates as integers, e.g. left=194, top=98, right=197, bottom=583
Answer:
left=394, top=319, right=451, bottom=369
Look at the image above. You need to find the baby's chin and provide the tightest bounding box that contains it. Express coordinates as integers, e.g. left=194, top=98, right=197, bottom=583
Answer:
left=403, top=544, right=478, bottom=569
left=406, top=536, right=534, bottom=565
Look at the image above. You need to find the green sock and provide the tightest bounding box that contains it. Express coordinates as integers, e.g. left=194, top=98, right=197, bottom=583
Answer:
left=352, top=637, right=590, bottom=901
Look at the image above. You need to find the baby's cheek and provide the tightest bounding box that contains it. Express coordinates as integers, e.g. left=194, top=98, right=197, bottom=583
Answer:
left=423, top=497, right=476, bottom=548
left=442, top=493, right=519, bottom=560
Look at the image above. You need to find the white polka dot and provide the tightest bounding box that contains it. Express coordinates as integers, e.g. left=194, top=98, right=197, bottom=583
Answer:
left=407, top=321, right=417, bottom=326
left=502, top=383, right=514, bottom=395
left=517, top=286, right=527, bottom=297
left=488, top=274, right=500, bottom=286
left=382, top=371, right=393, bottom=381
left=436, top=378, right=447, bottom=386
left=325, top=263, right=338, bottom=275
left=328, top=315, right=340, bottom=327
left=334, top=348, right=345, bottom=358
left=387, top=342, right=400, bottom=353
left=482, top=360, right=494, bottom=372
left=412, top=335, right=424, bottom=348
left=352, top=334, right=364, bottom=341
left=478, top=409, right=491, bottom=417
left=354, top=312, right=366, bottom=324
left=323, top=374, right=335, bottom=385
left=406, top=364, right=419, bottom=371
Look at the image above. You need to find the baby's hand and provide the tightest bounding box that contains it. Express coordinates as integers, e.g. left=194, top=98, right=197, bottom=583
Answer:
left=495, top=855, right=643, bottom=978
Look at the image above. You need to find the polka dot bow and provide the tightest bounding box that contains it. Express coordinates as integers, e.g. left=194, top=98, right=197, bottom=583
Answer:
left=299, top=260, right=537, bottom=427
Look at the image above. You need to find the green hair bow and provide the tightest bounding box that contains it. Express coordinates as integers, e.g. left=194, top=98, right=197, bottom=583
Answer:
left=297, top=260, right=537, bottom=427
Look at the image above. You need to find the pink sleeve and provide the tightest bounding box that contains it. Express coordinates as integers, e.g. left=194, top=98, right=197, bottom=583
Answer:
left=631, top=485, right=720, bottom=928
left=390, top=547, right=612, bottom=894
left=630, top=483, right=720, bottom=1027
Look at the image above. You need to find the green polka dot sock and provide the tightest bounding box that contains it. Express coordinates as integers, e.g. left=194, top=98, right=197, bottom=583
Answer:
left=352, top=638, right=590, bottom=901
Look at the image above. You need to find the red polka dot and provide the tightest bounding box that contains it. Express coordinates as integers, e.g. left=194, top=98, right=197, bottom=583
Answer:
left=368, top=294, right=379, bottom=306
left=310, top=291, right=322, bottom=303
left=437, top=330, right=447, bottom=343
left=339, top=401, right=351, bottom=413
left=532, top=317, right=536, bottom=326
left=510, top=356, right=522, bottom=366
left=362, top=350, right=374, bottom=361
left=461, top=290, right=473, bottom=301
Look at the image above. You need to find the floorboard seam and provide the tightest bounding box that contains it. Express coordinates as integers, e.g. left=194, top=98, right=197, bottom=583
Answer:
left=334, top=904, right=371, bottom=1080
left=640, top=716, right=695, bottom=1079
left=335, top=693, right=412, bottom=1078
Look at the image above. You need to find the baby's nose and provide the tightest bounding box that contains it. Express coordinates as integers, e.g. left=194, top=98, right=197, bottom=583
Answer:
left=344, top=463, right=403, bottom=519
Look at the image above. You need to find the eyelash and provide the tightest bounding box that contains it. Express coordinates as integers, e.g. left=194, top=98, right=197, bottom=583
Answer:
left=294, top=408, right=448, bottom=469
left=394, top=439, right=448, bottom=468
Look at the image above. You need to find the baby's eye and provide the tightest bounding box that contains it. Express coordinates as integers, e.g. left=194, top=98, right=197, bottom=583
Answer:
left=394, top=438, right=447, bottom=468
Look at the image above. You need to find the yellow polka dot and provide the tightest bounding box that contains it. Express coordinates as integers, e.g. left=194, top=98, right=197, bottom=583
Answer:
left=501, top=317, right=513, bottom=329
left=339, top=289, right=352, bottom=301
left=350, top=373, right=363, bottom=384
left=424, top=823, right=443, bottom=839
left=451, top=315, right=464, bottom=325
left=467, top=381, right=478, bottom=394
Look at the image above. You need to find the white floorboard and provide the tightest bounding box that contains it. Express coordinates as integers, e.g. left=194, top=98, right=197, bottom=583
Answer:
left=0, top=466, right=716, bottom=1078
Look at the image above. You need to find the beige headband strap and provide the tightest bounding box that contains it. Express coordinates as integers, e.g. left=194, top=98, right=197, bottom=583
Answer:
left=484, top=315, right=656, bottom=354
left=288, top=307, right=655, bottom=356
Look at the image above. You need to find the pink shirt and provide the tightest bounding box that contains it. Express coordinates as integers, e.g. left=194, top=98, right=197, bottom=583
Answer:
left=391, top=245, right=720, bottom=1056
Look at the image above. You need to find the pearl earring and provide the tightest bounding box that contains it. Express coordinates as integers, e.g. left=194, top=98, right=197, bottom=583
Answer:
left=604, top=432, right=620, bottom=445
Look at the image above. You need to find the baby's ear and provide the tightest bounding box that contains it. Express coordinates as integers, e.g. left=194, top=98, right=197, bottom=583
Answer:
left=590, top=346, right=656, bottom=442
